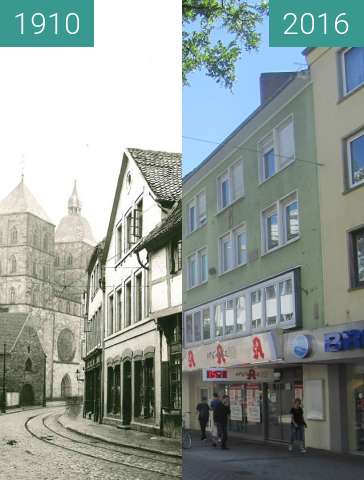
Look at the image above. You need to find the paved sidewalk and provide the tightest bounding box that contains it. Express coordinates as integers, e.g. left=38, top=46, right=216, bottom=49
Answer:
left=0, top=401, right=66, bottom=416
left=183, top=431, right=364, bottom=480
left=58, top=413, right=182, bottom=458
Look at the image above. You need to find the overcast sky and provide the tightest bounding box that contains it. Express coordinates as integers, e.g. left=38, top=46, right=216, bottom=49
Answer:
left=0, top=1, right=181, bottom=242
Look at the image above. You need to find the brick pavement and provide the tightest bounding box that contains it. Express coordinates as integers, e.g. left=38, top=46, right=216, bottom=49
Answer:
left=183, top=431, right=364, bottom=480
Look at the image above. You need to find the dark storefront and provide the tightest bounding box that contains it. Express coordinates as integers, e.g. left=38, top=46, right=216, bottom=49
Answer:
left=83, top=349, right=102, bottom=422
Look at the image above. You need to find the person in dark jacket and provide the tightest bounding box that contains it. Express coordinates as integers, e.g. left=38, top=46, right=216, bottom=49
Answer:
left=196, top=397, right=210, bottom=440
left=289, top=398, right=307, bottom=453
left=214, top=395, right=231, bottom=449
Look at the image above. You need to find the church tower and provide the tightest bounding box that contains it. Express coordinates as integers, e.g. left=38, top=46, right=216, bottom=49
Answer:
left=55, top=181, right=96, bottom=304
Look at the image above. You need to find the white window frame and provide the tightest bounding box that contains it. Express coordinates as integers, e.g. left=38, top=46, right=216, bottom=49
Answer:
left=187, top=246, right=208, bottom=289
left=342, top=47, right=364, bottom=96
left=347, top=129, right=364, bottom=189
left=219, top=224, right=247, bottom=274
left=261, top=191, right=299, bottom=254
left=183, top=270, right=297, bottom=346
left=258, top=115, right=295, bottom=183
left=217, top=159, right=244, bottom=212
left=186, top=189, right=207, bottom=235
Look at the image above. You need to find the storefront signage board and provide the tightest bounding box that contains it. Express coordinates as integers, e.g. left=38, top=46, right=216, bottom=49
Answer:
left=202, top=367, right=275, bottom=383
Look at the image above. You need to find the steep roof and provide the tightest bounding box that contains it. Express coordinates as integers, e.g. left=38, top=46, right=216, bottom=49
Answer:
left=135, top=200, right=181, bottom=252
left=128, top=148, right=182, bottom=203
left=0, top=313, right=29, bottom=351
left=0, top=180, right=52, bottom=224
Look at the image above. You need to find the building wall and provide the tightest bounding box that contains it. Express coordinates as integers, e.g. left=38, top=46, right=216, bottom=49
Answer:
left=183, top=79, right=324, bottom=331
left=0, top=326, right=45, bottom=406
left=307, top=47, right=364, bottom=326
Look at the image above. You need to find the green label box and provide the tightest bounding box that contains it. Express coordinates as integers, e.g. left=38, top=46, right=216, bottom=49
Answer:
left=0, top=0, right=94, bottom=47
left=270, top=0, right=364, bottom=47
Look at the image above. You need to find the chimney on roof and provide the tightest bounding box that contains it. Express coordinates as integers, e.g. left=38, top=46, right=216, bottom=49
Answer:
left=260, top=72, right=296, bottom=104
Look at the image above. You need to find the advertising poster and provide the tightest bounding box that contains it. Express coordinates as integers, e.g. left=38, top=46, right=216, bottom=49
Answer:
left=228, top=385, right=243, bottom=421
left=246, top=384, right=261, bottom=424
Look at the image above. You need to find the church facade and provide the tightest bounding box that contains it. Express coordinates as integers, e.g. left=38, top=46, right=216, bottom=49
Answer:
left=0, top=179, right=96, bottom=399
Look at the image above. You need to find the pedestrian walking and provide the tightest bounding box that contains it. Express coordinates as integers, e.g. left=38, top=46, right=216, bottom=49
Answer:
left=213, top=394, right=231, bottom=450
left=196, top=397, right=210, bottom=440
left=288, top=398, right=307, bottom=453
left=210, top=392, right=221, bottom=446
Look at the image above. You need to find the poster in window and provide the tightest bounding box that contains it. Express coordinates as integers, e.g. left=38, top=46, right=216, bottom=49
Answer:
left=246, top=384, right=261, bottom=423
left=228, top=385, right=243, bottom=421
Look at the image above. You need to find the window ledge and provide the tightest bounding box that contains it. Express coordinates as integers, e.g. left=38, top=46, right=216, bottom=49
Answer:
left=348, top=285, right=364, bottom=292
left=218, top=262, right=247, bottom=278
left=216, top=195, right=245, bottom=217
left=258, top=158, right=295, bottom=187
left=337, top=82, right=364, bottom=105
left=185, top=222, right=207, bottom=238
left=187, top=280, right=208, bottom=292
left=342, top=180, right=364, bottom=196
left=261, top=236, right=300, bottom=257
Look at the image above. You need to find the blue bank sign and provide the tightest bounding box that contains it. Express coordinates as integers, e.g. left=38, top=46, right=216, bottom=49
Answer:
left=324, top=330, right=364, bottom=353
left=293, top=335, right=311, bottom=359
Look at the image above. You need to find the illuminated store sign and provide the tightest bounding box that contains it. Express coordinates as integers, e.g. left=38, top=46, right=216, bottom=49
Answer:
left=202, top=367, right=275, bottom=382
left=324, top=330, right=364, bottom=352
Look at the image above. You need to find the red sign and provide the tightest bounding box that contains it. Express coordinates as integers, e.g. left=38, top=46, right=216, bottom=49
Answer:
left=252, top=336, right=265, bottom=360
left=216, top=343, right=226, bottom=365
left=206, top=369, right=228, bottom=379
left=188, top=350, right=196, bottom=368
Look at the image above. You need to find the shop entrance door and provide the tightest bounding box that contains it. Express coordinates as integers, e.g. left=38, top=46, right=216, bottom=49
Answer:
left=355, top=385, right=364, bottom=451
left=267, top=383, right=294, bottom=443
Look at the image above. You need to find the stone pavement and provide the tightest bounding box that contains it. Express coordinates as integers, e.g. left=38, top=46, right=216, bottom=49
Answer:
left=183, top=431, right=364, bottom=480
left=58, top=412, right=182, bottom=458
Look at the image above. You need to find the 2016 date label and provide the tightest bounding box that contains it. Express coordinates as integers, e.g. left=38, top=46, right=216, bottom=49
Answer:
left=270, top=0, right=364, bottom=47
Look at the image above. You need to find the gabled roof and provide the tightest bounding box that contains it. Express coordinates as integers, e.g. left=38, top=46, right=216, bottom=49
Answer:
left=0, top=180, right=53, bottom=224
left=102, top=148, right=181, bottom=263
left=128, top=148, right=181, bottom=203
left=0, top=313, right=29, bottom=351
left=135, top=200, right=181, bottom=252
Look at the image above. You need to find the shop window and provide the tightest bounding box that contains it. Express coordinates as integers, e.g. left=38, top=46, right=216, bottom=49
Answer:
left=114, top=365, right=121, bottom=415
left=144, top=357, right=155, bottom=419
left=134, top=360, right=143, bottom=418
left=170, top=351, right=181, bottom=410
left=107, top=367, right=114, bottom=414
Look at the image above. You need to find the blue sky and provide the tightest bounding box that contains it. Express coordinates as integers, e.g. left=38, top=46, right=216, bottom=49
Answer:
left=183, top=19, right=305, bottom=174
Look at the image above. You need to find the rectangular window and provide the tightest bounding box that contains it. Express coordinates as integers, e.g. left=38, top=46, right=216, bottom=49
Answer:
left=234, top=225, right=247, bottom=266
left=203, top=308, right=210, bottom=340
left=224, top=299, right=234, bottom=336
left=347, top=131, right=364, bottom=189
left=236, top=295, right=247, bottom=332
left=251, top=290, right=262, bottom=330
left=125, top=281, right=132, bottom=327
left=185, top=313, right=193, bottom=344
left=186, top=190, right=207, bottom=234
left=108, top=294, right=114, bottom=336
left=259, top=118, right=295, bottom=181
left=187, top=253, right=197, bottom=288
left=134, top=199, right=143, bottom=240
left=265, top=285, right=277, bottom=326
left=214, top=304, right=223, bottom=337
left=193, top=311, right=202, bottom=342
left=116, top=223, right=122, bottom=260
left=350, top=227, right=364, bottom=288
left=264, top=208, right=279, bottom=251
left=220, top=233, right=232, bottom=273
left=217, top=160, right=244, bottom=210
left=343, top=48, right=364, bottom=95
left=198, top=248, right=208, bottom=284
left=262, top=193, right=299, bottom=253
left=135, top=272, right=142, bottom=322
left=279, top=279, right=294, bottom=323
left=187, top=247, right=208, bottom=288
left=116, top=289, right=122, bottom=331
left=171, top=239, right=182, bottom=274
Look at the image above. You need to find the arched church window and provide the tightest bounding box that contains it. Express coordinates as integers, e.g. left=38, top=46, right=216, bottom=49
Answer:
left=33, top=228, right=39, bottom=248
left=10, top=227, right=18, bottom=244
left=25, top=358, right=32, bottom=372
left=43, top=233, right=49, bottom=252
left=55, top=255, right=59, bottom=267
left=10, top=287, right=16, bottom=304
left=10, top=256, right=16, bottom=273
left=67, top=254, right=73, bottom=266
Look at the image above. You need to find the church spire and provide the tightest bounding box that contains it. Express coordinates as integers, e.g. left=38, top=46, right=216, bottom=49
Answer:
left=68, top=180, right=82, bottom=215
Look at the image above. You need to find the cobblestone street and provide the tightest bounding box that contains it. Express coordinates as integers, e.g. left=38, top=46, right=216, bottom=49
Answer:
left=183, top=432, right=364, bottom=480
left=0, top=408, right=181, bottom=480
